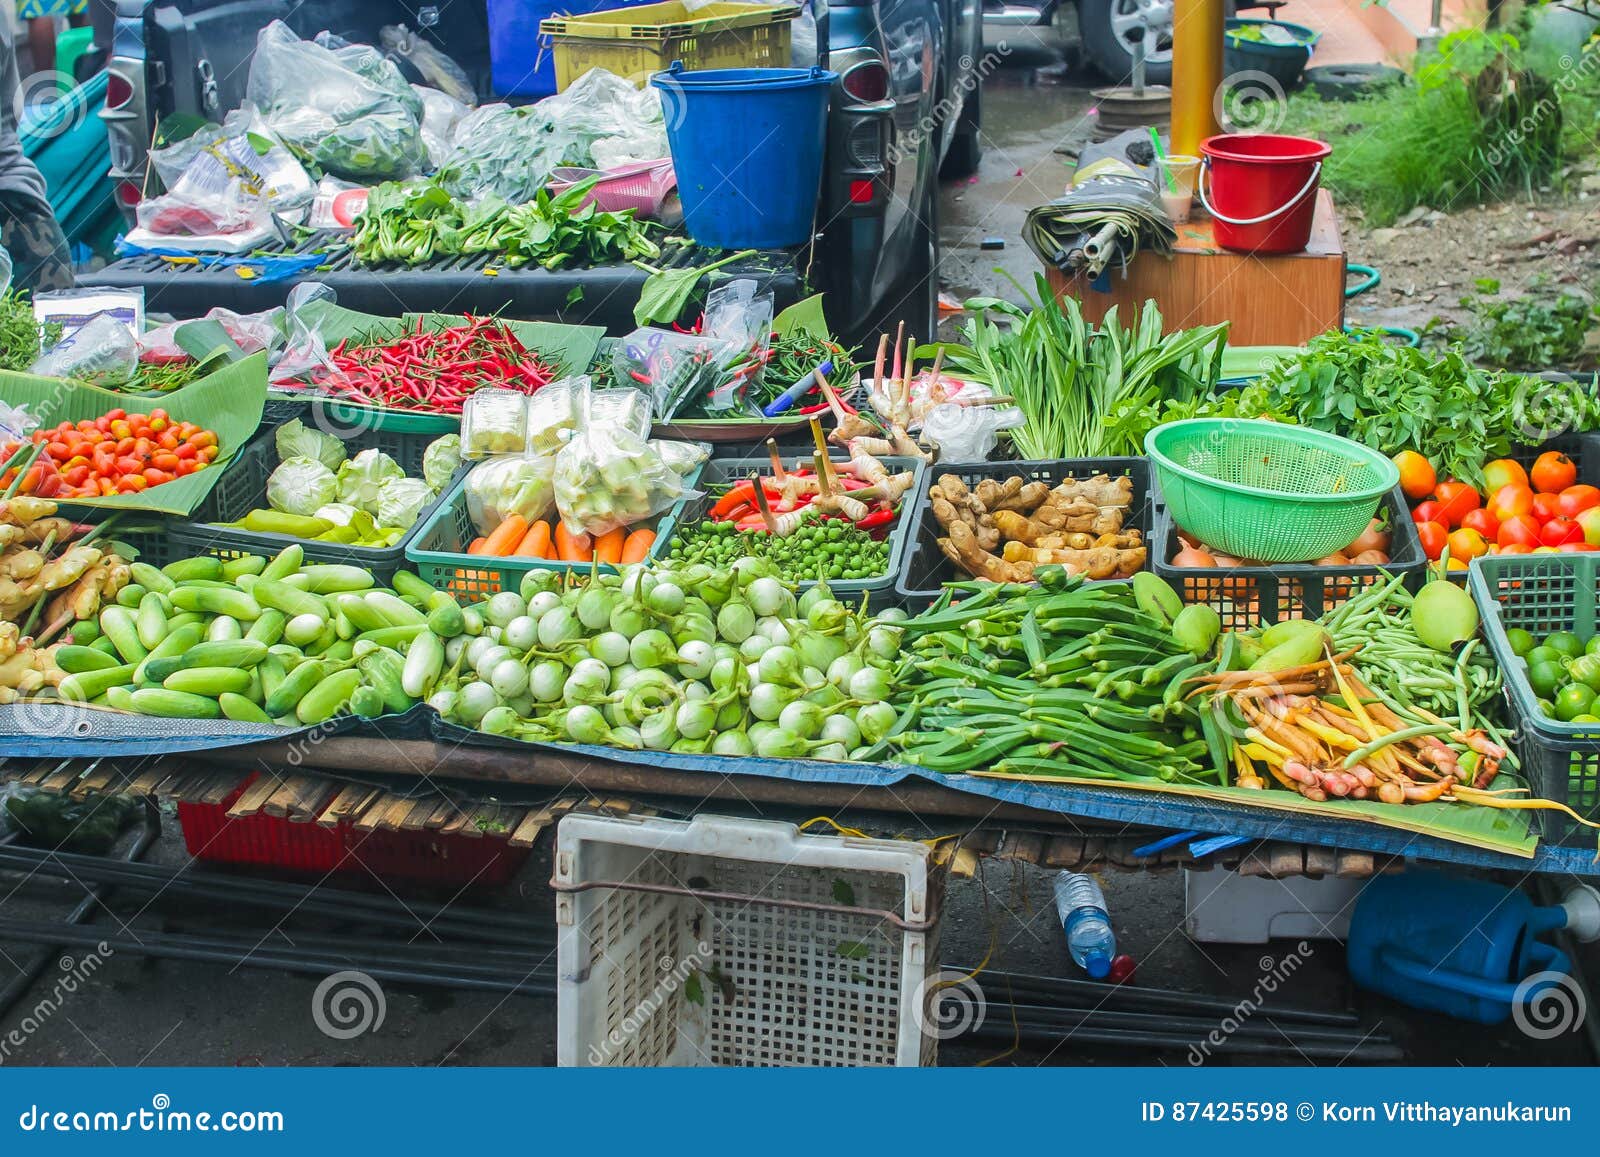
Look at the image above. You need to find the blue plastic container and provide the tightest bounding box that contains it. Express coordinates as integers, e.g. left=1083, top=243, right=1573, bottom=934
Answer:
left=487, top=0, right=655, bottom=98
left=651, top=63, right=835, bottom=249
left=1347, top=872, right=1572, bottom=1025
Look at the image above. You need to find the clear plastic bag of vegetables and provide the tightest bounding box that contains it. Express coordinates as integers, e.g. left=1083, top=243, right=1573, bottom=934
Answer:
left=552, top=425, right=696, bottom=537
left=245, top=21, right=426, bottom=181
left=464, top=452, right=556, bottom=534
left=611, top=327, right=745, bottom=420
left=525, top=375, right=588, bottom=455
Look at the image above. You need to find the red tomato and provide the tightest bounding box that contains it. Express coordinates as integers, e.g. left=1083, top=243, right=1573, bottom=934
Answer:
left=1532, top=451, right=1578, bottom=494
left=1488, top=483, right=1535, bottom=523
left=1577, top=507, right=1600, bottom=546
left=1533, top=492, right=1563, bottom=522
left=1434, top=481, right=1482, bottom=526
left=1540, top=517, right=1586, bottom=547
left=1557, top=485, right=1600, bottom=518
left=1413, top=500, right=1445, bottom=526
left=1461, top=509, right=1499, bottom=541
left=1500, top=543, right=1533, bottom=555
left=1448, top=527, right=1489, bottom=560
left=1483, top=458, right=1531, bottom=494
left=1498, top=513, right=1544, bottom=548
left=1416, top=520, right=1449, bottom=560
left=1557, top=542, right=1600, bottom=552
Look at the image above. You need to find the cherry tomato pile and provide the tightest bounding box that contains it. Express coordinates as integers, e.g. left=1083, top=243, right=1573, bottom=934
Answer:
left=0, top=408, right=221, bottom=499
left=1394, top=447, right=1597, bottom=568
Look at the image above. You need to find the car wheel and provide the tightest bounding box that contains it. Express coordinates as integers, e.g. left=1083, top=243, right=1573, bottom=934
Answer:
left=1078, top=0, right=1174, bottom=86
left=939, top=81, right=983, bottom=180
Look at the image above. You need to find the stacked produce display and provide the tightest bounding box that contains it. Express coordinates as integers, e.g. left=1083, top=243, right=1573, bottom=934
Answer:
left=3, top=272, right=1598, bottom=856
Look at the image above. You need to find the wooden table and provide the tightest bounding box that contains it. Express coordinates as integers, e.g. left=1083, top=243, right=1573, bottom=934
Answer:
left=1046, top=190, right=1346, bottom=346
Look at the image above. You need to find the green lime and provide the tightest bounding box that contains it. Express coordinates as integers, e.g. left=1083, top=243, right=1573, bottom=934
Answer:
left=1555, top=684, right=1595, bottom=721
left=1528, top=645, right=1566, bottom=669
left=1572, top=714, right=1600, bottom=724
left=1546, top=631, right=1585, bottom=660
left=1571, top=654, right=1600, bottom=691
left=1505, top=628, right=1537, bottom=657
left=1585, top=636, right=1600, bottom=657
left=1529, top=660, right=1567, bottom=699
left=1538, top=698, right=1557, bottom=716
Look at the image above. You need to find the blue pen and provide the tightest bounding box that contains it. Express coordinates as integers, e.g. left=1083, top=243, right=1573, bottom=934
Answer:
left=761, top=361, right=833, bottom=418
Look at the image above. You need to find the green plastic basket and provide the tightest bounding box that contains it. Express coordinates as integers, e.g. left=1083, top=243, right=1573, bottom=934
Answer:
left=1144, top=419, right=1399, bottom=563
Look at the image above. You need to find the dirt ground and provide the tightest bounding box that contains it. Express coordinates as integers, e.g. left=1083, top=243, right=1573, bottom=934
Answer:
left=1340, top=192, right=1600, bottom=336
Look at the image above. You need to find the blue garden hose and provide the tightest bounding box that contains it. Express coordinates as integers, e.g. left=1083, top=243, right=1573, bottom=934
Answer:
left=1342, top=261, right=1420, bottom=347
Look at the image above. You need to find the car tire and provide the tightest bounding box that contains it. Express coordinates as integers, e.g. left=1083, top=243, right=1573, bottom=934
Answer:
left=1303, top=63, right=1405, bottom=101
left=1078, top=0, right=1173, bottom=86
left=939, top=81, right=983, bottom=180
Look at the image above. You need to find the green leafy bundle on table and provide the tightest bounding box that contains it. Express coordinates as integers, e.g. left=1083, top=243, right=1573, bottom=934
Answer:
left=934, top=274, right=1230, bottom=458
left=1256, top=329, right=1600, bottom=489
left=1429, top=277, right=1598, bottom=371
left=352, top=176, right=659, bottom=269
left=0, top=289, right=61, bottom=373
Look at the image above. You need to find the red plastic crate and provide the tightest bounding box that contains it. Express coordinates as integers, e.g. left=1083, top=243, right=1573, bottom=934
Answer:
left=177, top=776, right=530, bottom=887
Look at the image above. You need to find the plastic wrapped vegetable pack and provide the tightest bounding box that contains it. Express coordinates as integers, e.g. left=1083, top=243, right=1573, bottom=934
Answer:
left=464, top=453, right=556, bottom=534
left=246, top=21, right=425, bottom=181
left=552, top=424, right=700, bottom=537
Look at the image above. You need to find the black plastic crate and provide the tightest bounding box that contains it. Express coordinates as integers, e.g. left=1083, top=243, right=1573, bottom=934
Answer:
left=169, top=425, right=464, bottom=584
left=893, top=457, right=1154, bottom=610
left=1152, top=483, right=1426, bottom=632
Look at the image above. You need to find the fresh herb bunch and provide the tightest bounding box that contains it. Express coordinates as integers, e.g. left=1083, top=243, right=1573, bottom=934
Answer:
left=0, top=290, right=61, bottom=372
left=1428, top=277, right=1597, bottom=370
left=936, top=273, right=1228, bottom=458
left=1256, top=329, right=1600, bottom=488
left=352, top=176, right=659, bottom=269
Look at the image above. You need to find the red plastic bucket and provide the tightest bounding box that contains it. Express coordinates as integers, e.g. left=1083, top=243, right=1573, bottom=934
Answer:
left=1198, top=133, right=1331, bottom=253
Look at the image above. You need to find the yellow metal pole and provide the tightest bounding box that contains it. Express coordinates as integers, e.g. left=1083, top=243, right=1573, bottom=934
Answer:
left=1170, top=0, right=1223, bottom=158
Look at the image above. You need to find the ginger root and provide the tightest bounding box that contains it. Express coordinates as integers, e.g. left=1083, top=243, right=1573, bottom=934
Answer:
left=940, top=520, right=1033, bottom=582
left=999, top=541, right=1147, bottom=579
left=974, top=477, right=1049, bottom=514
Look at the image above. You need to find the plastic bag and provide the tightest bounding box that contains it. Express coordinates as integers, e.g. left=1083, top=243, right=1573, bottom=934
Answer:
left=151, top=112, right=315, bottom=213
left=553, top=423, right=696, bottom=536
left=584, top=385, right=652, bottom=440
left=790, top=0, right=819, bottom=67
left=246, top=21, right=426, bottom=181
left=414, top=84, right=470, bottom=168
left=139, top=306, right=282, bottom=364
left=700, top=279, right=772, bottom=411
left=525, top=376, right=586, bottom=454
left=651, top=439, right=709, bottom=478
left=1, top=783, right=140, bottom=854
left=271, top=282, right=340, bottom=384
left=306, top=176, right=371, bottom=231
left=381, top=25, right=477, bottom=106
left=438, top=103, right=568, bottom=204
left=30, top=314, right=138, bottom=383
left=611, top=328, right=745, bottom=420
left=542, top=68, right=668, bottom=171
left=464, top=453, right=556, bottom=534
left=461, top=388, right=530, bottom=458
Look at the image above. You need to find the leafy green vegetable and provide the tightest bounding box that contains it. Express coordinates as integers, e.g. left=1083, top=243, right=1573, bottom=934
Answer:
left=933, top=273, right=1229, bottom=458
left=633, top=249, right=757, bottom=327
left=0, top=289, right=61, bottom=372
left=275, top=417, right=348, bottom=472
left=1256, top=329, right=1600, bottom=488
left=267, top=456, right=339, bottom=516
left=352, top=176, right=659, bottom=270
left=1427, top=277, right=1598, bottom=370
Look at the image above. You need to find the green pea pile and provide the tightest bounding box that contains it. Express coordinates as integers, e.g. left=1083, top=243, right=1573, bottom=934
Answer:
left=666, top=517, right=891, bottom=581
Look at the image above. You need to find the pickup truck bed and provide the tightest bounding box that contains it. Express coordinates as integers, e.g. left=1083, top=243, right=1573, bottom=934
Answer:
left=83, top=236, right=807, bottom=330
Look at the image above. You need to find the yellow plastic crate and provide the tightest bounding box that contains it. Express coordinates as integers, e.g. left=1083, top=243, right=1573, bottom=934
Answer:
left=540, top=1, right=799, bottom=91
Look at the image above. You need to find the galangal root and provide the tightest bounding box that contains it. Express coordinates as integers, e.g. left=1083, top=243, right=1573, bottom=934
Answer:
left=931, top=472, right=1142, bottom=583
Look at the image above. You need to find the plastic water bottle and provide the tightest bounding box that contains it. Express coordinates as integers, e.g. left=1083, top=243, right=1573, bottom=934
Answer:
left=1054, top=872, right=1116, bottom=980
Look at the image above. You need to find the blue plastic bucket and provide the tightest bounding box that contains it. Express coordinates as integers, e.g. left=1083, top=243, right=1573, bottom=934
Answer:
left=487, top=0, right=654, bottom=98
left=652, top=63, right=836, bottom=249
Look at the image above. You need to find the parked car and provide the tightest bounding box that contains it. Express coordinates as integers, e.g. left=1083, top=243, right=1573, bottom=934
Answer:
left=88, top=0, right=980, bottom=339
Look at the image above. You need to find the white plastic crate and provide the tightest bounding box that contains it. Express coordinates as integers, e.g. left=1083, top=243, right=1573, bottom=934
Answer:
left=554, top=813, right=939, bottom=1067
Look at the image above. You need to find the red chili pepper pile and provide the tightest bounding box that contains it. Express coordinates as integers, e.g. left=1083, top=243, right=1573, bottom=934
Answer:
left=305, top=316, right=558, bottom=416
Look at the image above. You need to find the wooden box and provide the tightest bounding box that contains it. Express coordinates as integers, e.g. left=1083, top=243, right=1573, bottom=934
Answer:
left=1046, top=190, right=1346, bottom=347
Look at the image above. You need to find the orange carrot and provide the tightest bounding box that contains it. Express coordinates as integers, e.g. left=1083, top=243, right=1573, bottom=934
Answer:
left=483, top=515, right=529, bottom=557
left=620, top=527, right=656, bottom=564
left=554, top=521, right=592, bottom=562
left=594, top=527, right=626, bottom=565
left=514, top=519, right=553, bottom=558
left=542, top=537, right=558, bottom=560
left=467, top=536, right=488, bottom=555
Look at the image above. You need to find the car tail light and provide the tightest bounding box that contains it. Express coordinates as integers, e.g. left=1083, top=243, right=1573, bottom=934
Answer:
left=849, top=179, right=875, bottom=204
left=105, top=69, right=134, bottom=110
left=840, top=60, right=888, bottom=103
left=116, top=180, right=141, bottom=207
left=846, top=118, right=882, bottom=166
